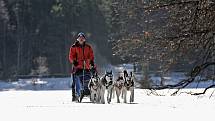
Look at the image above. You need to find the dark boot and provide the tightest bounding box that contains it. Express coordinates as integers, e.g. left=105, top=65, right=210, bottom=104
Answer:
left=72, top=88, right=76, bottom=101
left=79, top=90, right=84, bottom=102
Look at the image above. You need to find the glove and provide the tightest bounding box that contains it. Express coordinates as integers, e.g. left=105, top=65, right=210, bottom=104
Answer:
left=90, top=60, right=95, bottom=68
left=73, top=60, right=78, bottom=66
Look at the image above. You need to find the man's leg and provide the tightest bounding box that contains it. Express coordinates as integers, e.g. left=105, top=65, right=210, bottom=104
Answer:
left=74, top=75, right=82, bottom=97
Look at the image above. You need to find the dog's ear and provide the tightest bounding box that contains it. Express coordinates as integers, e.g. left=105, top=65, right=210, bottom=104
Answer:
left=130, top=72, right=133, bottom=77
left=110, top=70, right=112, bottom=74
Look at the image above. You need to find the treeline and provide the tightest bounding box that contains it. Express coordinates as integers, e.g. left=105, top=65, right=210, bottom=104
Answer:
left=0, top=0, right=112, bottom=79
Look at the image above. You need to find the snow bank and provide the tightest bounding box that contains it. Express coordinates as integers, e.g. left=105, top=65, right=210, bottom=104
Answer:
left=0, top=89, right=214, bottom=121
left=0, top=77, right=71, bottom=91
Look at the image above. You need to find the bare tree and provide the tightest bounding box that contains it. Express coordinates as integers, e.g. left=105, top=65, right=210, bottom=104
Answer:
left=108, top=0, right=215, bottom=95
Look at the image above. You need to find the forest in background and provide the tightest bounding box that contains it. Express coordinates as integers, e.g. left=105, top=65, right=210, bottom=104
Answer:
left=0, top=0, right=214, bottom=90
left=0, top=0, right=113, bottom=79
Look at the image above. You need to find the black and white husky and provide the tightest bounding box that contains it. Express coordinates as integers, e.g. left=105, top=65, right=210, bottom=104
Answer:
left=88, top=73, right=101, bottom=103
left=122, top=70, right=134, bottom=103
left=100, top=71, right=114, bottom=104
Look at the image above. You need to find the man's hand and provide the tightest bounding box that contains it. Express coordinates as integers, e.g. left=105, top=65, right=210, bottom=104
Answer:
left=73, top=60, right=78, bottom=66
left=90, top=60, right=95, bottom=68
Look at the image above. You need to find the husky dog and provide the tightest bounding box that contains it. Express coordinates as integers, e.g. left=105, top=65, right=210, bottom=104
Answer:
left=88, top=73, right=101, bottom=103
left=114, top=76, right=124, bottom=103
left=122, top=70, right=134, bottom=103
left=100, top=71, right=114, bottom=104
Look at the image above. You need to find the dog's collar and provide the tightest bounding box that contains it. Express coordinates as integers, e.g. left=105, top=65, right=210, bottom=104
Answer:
left=115, top=83, right=123, bottom=89
left=101, top=78, right=113, bottom=88
left=90, top=79, right=99, bottom=90
left=92, top=85, right=99, bottom=90
left=124, top=79, right=134, bottom=88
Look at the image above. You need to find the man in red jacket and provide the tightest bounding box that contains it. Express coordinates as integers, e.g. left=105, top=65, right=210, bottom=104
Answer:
left=69, top=32, right=95, bottom=101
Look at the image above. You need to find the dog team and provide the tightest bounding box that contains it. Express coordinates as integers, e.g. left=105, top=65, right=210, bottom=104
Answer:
left=88, top=70, right=134, bottom=104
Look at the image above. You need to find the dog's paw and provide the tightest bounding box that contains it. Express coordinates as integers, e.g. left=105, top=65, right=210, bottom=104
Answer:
left=101, top=102, right=105, bottom=104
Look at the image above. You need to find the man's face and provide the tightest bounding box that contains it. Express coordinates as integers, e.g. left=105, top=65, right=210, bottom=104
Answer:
left=77, top=36, right=86, bottom=45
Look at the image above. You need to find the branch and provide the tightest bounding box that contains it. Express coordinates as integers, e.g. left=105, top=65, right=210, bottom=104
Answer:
left=150, top=62, right=215, bottom=93
left=191, top=84, right=215, bottom=95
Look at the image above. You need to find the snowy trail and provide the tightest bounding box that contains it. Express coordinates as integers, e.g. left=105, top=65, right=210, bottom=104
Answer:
left=0, top=89, right=214, bottom=121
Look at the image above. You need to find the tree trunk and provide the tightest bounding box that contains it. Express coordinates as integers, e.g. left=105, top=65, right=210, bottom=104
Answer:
left=2, top=21, right=7, bottom=78
left=15, top=2, right=21, bottom=75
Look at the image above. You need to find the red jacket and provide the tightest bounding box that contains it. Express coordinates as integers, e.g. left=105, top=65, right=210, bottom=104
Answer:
left=69, top=41, right=94, bottom=71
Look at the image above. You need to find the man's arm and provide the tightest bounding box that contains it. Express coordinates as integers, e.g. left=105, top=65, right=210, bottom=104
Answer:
left=69, top=47, right=75, bottom=64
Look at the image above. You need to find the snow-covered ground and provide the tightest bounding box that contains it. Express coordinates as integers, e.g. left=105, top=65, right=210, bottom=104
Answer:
left=0, top=63, right=214, bottom=121
left=0, top=88, right=214, bottom=121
